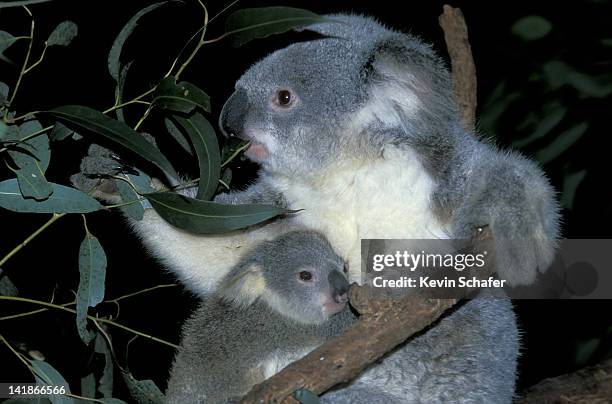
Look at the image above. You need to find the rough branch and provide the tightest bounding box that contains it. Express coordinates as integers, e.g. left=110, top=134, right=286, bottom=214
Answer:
left=239, top=6, right=480, bottom=404
left=439, top=4, right=478, bottom=130
left=516, top=358, right=612, bottom=403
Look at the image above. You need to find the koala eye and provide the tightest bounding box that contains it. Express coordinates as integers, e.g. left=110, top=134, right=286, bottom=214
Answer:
left=274, top=89, right=294, bottom=108
left=298, top=270, right=313, bottom=282
left=343, top=263, right=349, bottom=275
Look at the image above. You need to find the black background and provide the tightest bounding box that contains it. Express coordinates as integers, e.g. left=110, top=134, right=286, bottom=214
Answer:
left=1, top=0, right=611, bottom=399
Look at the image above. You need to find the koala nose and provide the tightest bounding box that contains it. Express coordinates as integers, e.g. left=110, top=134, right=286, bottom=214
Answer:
left=219, top=88, right=248, bottom=138
left=328, top=270, right=350, bottom=304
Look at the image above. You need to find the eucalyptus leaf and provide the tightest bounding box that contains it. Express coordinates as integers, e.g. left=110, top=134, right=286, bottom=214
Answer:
left=49, top=122, right=75, bottom=142
left=31, top=359, right=74, bottom=404
left=47, top=21, right=78, bottom=47
left=0, top=274, right=19, bottom=296
left=115, top=175, right=145, bottom=220
left=171, top=112, right=220, bottom=200
left=121, top=370, right=165, bottom=404
left=99, top=399, right=128, bottom=404
left=0, top=121, right=7, bottom=140
left=511, top=15, right=552, bottom=41
left=225, top=7, right=327, bottom=47
left=513, top=106, right=568, bottom=149
left=575, top=338, right=600, bottom=367
left=146, top=192, right=291, bottom=233
left=95, top=332, right=114, bottom=398
left=164, top=117, right=192, bottom=154
left=0, top=0, right=56, bottom=8
left=0, top=179, right=103, bottom=213
left=13, top=165, right=53, bottom=200
left=0, top=30, right=17, bottom=58
left=114, top=61, right=133, bottom=123
left=535, top=122, right=589, bottom=165
left=561, top=169, right=587, bottom=209
left=7, top=120, right=51, bottom=172
left=152, top=77, right=210, bottom=113
left=80, top=373, right=96, bottom=399
left=294, top=389, right=320, bottom=404
left=45, top=105, right=178, bottom=179
left=0, top=81, right=9, bottom=104
left=76, top=232, right=107, bottom=344
left=108, top=2, right=167, bottom=81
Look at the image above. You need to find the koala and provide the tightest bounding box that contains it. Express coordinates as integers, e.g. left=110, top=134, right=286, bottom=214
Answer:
left=74, top=14, right=559, bottom=295
left=165, top=230, right=356, bottom=402
left=166, top=230, right=519, bottom=403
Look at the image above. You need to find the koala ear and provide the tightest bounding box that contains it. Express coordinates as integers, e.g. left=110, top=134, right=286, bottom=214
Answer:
left=219, top=263, right=266, bottom=306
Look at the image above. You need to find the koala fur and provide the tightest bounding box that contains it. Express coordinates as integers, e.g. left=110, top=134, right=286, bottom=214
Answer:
left=117, top=14, right=559, bottom=293
left=166, top=231, right=519, bottom=404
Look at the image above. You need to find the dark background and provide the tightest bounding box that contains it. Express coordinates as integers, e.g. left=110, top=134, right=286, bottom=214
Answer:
left=1, top=0, right=611, bottom=400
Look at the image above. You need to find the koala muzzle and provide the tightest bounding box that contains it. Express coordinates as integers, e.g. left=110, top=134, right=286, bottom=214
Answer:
left=328, top=270, right=349, bottom=304
left=219, top=88, right=248, bottom=138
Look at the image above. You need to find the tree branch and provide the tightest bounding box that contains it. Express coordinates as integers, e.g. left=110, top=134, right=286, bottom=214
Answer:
left=516, top=358, right=612, bottom=403
left=439, top=4, right=478, bottom=130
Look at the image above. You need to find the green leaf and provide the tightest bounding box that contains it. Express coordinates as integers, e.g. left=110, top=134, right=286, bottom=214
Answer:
left=171, top=113, right=220, bottom=200
left=47, top=21, right=78, bottom=47
left=7, top=120, right=50, bottom=172
left=0, top=274, right=19, bottom=296
left=76, top=232, right=107, bottom=344
left=561, top=169, right=587, bottom=209
left=164, top=117, right=192, bottom=154
left=12, top=166, right=53, bottom=200
left=31, top=359, right=74, bottom=404
left=80, top=373, right=96, bottom=398
left=513, top=105, right=568, bottom=149
left=0, top=121, right=7, bottom=140
left=95, top=332, right=114, bottom=398
left=511, top=15, right=552, bottom=41
left=49, top=122, right=75, bottom=142
left=44, top=105, right=178, bottom=179
left=121, top=370, right=165, bottom=404
left=152, top=77, right=211, bottom=113
left=294, top=389, right=320, bottom=404
left=0, top=81, right=9, bottom=104
left=108, top=2, right=167, bottom=81
left=114, top=61, right=133, bottom=123
left=0, top=179, right=103, bottom=213
left=99, top=399, right=128, bottom=404
left=534, top=122, right=589, bottom=165
left=0, top=0, right=56, bottom=8
left=115, top=175, right=145, bottom=220
left=146, top=192, right=291, bottom=233
left=225, top=7, right=327, bottom=47
left=0, top=30, right=18, bottom=61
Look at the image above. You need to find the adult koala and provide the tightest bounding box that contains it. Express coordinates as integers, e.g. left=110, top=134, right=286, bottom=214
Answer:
left=114, top=14, right=558, bottom=295
left=73, top=13, right=558, bottom=402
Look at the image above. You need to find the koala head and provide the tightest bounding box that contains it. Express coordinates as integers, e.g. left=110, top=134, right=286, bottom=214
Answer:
left=220, top=231, right=350, bottom=325
left=219, top=14, right=459, bottom=178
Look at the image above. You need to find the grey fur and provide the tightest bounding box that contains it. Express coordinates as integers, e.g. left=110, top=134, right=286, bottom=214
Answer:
left=166, top=231, right=355, bottom=403
left=219, top=13, right=560, bottom=285
left=167, top=231, right=519, bottom=403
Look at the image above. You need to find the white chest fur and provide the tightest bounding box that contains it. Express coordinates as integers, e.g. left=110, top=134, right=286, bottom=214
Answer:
left=269, top=146, right=450, bottom=283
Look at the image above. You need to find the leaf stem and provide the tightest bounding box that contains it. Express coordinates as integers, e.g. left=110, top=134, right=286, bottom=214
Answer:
left=4, top=6, right=35, bottom=121
left=0, top=213, right=66, bottom=268
left=173, top=0, right=209, bottom=80
left=23, top=42, right=48, bottom=74
left=0, top=295, right=179, bottom=349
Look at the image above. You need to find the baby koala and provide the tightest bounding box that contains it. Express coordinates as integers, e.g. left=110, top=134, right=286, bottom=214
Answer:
left=166, top=230, right=356, bottom=403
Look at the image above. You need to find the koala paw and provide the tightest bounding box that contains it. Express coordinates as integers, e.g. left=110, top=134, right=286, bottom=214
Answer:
left=70, top=144, right=129, bottom=203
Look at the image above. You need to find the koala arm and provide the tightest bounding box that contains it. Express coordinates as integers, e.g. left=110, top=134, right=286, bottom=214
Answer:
left=71, top=144, right=288, bottom=296
left=321, top=296, right=519, bottom=404
left=448, top=145, right=560, bottom=286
